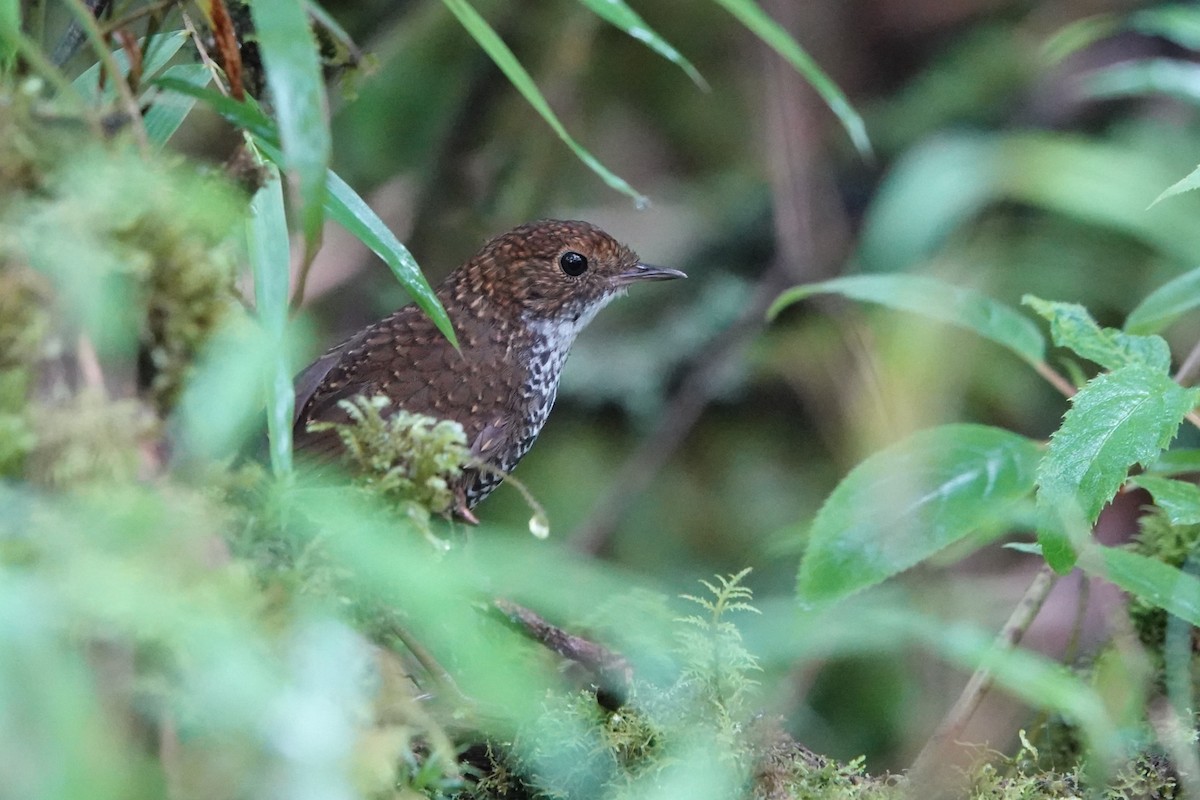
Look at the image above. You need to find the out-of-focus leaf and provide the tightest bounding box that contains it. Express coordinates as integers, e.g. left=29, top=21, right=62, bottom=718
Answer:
left=1082, top=59, right=1200, bottom=108
left=247, top=165, right=294, bottom=477
left=1152, top=163, right=1200, bottom=207
left=1126, top=266, right=1200, bottom=334
left=1148, top=448, right=1200, bottom=476
left=1129, top=5, right=1200, bottom=50
left=1128, top=475, right=1200, bottom=525
left=72, top=30, right=187, bottom=100
left=249, top=0, right=330, bottom=249
left=769, top=274, right=1045, bottom=365
left=796, top=424, right=1041, bottom=604
left=1042, top=15, right=1121, bottom=63
left=143, top=64, right=211, bottom=146
left=859, top=132, right=1200, bottom=273
left=1086, top=546, right=1200, bottom=627
left=574, top=0, right=707, bottom=90
left=1036, top=365, right=1200, bottom=572
left=709, top=0, right=870, bottom=157
left=1024, top=296, right=1172, bottom=372
left=441, top=0, right=647, bottom=207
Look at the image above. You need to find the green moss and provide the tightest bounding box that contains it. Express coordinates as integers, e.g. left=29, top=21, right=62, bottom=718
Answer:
left=27, top=391, right=156, bottom=488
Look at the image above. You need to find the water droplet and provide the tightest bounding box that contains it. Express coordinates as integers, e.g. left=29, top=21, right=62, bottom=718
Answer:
left=529, top=513, right=550, bottom=539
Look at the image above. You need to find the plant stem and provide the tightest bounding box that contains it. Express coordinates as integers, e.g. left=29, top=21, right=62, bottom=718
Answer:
left=61, top=0, right=149, bottom=150
left=909, top=564, right=1057, bottom=779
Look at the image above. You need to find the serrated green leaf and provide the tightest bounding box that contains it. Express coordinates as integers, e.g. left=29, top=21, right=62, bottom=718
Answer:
left=1126, top=266, right=1200, bottom=334
left=1085, top=546, right=1200, bottom=627
left=1128, top=475, right=1200, bottom=525
left=247, top=165, right=294, bottom=477
left=1036, top=364, right=1200, bottom=572
left=143, top=64, right=211, bottom=146
left=1152, top=163, right=1200, bottom=207
left=250, top=0, right=330, bottom=250
left=796, top=424, right=1041, bottom=604
left=769, top=274, right=1044, bottom=365
left=574, top=0, right=707, bottom=90
left=709, top=0, right=869, bottom=157
left=1023, top=296, right=1172, bottom=372
left=441, top=0, right=647, bottom=206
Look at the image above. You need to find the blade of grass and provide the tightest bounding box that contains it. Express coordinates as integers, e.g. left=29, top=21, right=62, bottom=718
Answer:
left=574, top=0, right=707, bottom=90
left=709, top=0, right=870, bottom=157
left=248, top=164, right=294, bottom=477
left=441, top=0, right=648, bottom=207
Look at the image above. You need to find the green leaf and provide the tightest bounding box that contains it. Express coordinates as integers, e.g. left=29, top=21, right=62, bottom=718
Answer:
left=152, top=76, right=279, bottom=142
left=1036, top=365, right=1199, bottom=572
left=709, top=0, right=869, bottom=157
left=1127, top=475, right=1200, bottom=526
left=1085, top=546, right=1200, bottom=627
left=72, top=30, right=188, bottom=100
left=1081, top=59, right=1200, bottom=109
left=1148, top=448, right=1200, bottom=476
left=769, top=274, right=1044, bottom=365
left=143, top=64, right=211, bottom=146
left=247, top=165, right=294, bottom=477
left=1126, top=266, right=1200, bottom=334
left=1023, top=296, right=1172, bottom=372
left=325, top=170, right=457, bottom=347
left=796, top=424, right=1041, bottom=604
left=441, top=0, right=647, bottom=206
left=1152, top=163, right=1200, bottom=207
left=858, top=133, right=1200, bottom=273
left=250, top=0, right=330, bottom=250
left=1128, top=5, right=1200, bottom=50
left=574, top=0, right=707, bottom=90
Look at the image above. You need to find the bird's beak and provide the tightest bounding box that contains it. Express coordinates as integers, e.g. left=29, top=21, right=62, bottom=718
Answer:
left=614, top=262, right=688, bottom=286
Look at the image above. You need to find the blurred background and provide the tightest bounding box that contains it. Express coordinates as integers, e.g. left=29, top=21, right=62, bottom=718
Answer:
left=174, top=0, right=1200, bottom=772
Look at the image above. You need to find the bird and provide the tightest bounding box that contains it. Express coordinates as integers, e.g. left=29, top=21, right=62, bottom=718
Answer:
left=292, top=219, right=686, bottom=521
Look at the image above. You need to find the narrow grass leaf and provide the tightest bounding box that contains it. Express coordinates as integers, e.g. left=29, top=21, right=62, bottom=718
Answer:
left=1081, top=59, right=1200, bottom=108
left=769, top=274, right=1044, bottom=365
left=72, top=30, right=187, bottom=100
left=1129, top=5, right=1200, bottom=50
left=1128, top=475, right=1200, bottom=526
left=1024, top=296, right=1172, bottom=372
left=1036, top=364, right=1200, bottom=572
left=325, top=170, right=456, bottom=346
left=574, top=0, right=707, bottom=90
left=709, top=0, right=870, bottom=157
left=152, top=76, right=279, bottom=142
left=1085, top=546, right=1200, bottom=627
left=797, top=424, right=1041, bottom=604
left=143, top=64, right=211, bottom=146
left=250, top=0, right=330, bottom=249
left=441, top=0, right=646, bottom=206
left=1126, top=266, right=1200, bottom=334
left=247, top=166, right=294, bottom=476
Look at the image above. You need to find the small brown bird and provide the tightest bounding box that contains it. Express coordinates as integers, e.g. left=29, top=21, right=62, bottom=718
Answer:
left=293, top=219, right=685, bottom=520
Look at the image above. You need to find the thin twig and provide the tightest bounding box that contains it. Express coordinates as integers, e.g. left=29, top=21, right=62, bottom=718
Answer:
left=909, top=564, right=1058, bottom=779
left=76, top=334, right=107, bottom=393
left=61, top=0, right=149, bottom=150
left=387, top=621, right=469, bottom=708
left=1032, top=360, right=1076, bottom=399
left=181, top=10, right=230, bottom=97
left=100, top=0, right=181, bottom=36
left=493, top=598, right=632, bottom=690
left=1174, top=338, right=1200, bottom=388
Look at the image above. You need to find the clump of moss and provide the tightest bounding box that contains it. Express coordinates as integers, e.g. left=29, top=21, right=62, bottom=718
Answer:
left=1127, top=510, right=1200, bottom=653
left=0, top=106, right=245, bottom=415
left=27, top=391, right=156, bottom=488
left=0, top=264, right=52, bottom=476
left=308, top=395, right=471, bottom=516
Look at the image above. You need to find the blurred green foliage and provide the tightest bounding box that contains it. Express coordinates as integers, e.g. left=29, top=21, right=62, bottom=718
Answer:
left=6, top=0, right=1200, bottom=798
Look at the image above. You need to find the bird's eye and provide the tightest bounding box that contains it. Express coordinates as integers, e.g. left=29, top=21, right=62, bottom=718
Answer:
left=559, top=251, right=588, bottom=276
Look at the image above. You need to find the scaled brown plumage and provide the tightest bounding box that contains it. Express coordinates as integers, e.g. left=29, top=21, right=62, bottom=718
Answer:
left=293, top=219, right=685, bottom=519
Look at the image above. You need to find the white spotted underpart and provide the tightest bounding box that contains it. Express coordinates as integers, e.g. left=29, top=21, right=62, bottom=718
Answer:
left=462, top=292, right=622, bottom=504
